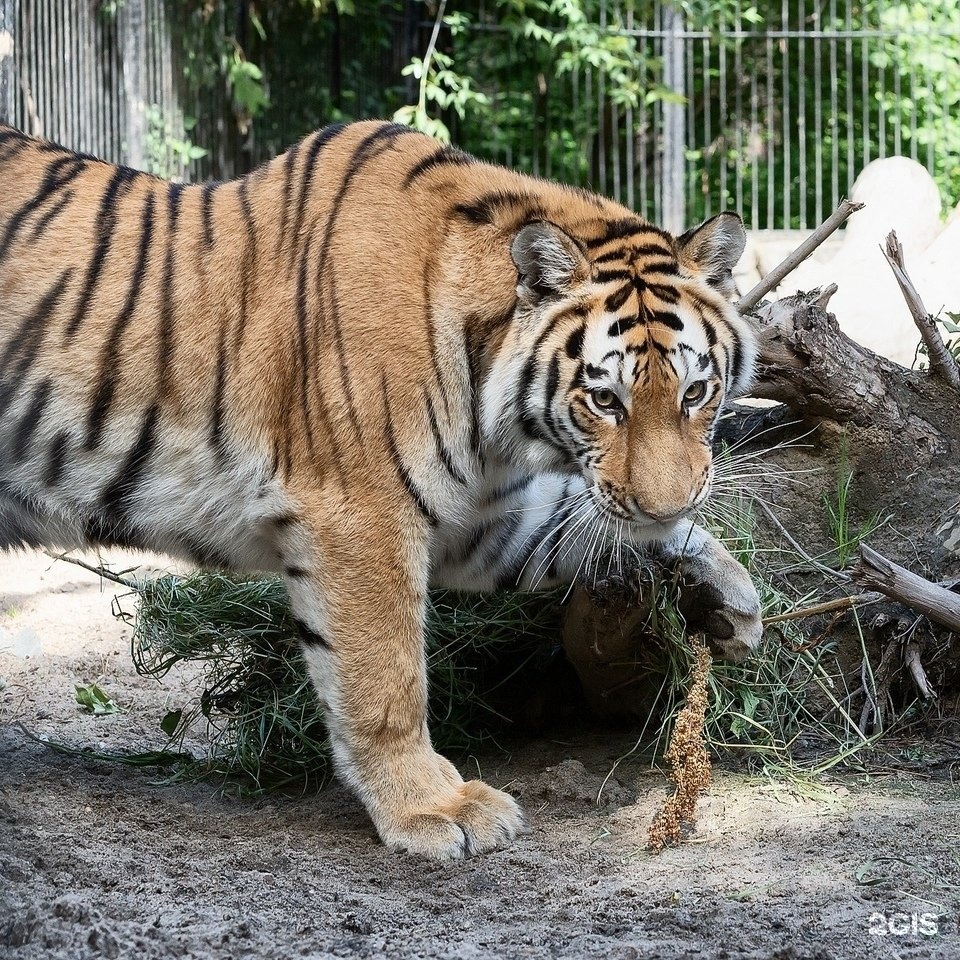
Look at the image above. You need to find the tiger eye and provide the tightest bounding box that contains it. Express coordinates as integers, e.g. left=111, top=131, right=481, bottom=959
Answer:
left=592, top=388, right=619, bottom=410
left=683, top=382, right=708, bottom=405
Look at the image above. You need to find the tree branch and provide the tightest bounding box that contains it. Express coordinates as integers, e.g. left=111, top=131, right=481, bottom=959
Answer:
left=737, top=199, right=864, bottom=313
left=880, top=230, right=960, bottom=391
left=852, top=544, right=960, bottom=633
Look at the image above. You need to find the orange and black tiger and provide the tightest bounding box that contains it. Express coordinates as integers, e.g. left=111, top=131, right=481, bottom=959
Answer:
left=0, top=120, right=761, bottom=858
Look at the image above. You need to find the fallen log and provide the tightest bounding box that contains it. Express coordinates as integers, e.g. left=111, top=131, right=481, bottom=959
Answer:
left=853, top=544, right=960, bottom=633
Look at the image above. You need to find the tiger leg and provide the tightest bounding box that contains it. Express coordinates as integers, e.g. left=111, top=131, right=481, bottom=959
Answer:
left=284, top=501, right=524, bottom=859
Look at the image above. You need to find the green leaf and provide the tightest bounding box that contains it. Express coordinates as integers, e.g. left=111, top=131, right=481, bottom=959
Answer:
left=75, top=683, right=119, bottom=716
left=160, top=708, right=183, bottom=738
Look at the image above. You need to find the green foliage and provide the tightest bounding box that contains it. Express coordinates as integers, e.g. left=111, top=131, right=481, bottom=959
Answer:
left=145, top=106, right=207, bottom=179
left=75, top=683, right=120, bottom=716
left=823, top=440, right=885, bottom=569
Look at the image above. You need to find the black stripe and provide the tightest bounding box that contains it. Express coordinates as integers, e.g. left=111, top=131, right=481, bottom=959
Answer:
left=524, top=479, right=576, bottom=587
left=648, top=283, right=680, bottom=304
left=201, top=182, right=217, bottom=248
left=209, top=325, right=229, bottom=453
left=728, top=335, right=745, bottom=388
left=482, top=474, right=534, bottom=507
left=457, top=522, right=492, bottom=566
left=453, top=190, right=545, bottom=227
left=425, top=393, right=469, bottom=485
left=288, top=124, right=346, bottom=264
left=645, top=260, right=679, bottom=276
left=594, top=268, right=633, bottom=284
left=0, top=155, right=87, bottom=262
left=100, top=405, right=160, bottom=517
left=12, top=378, right=53, bottom=461
left=277, top=139, right=302, bottom=254
left=158, top=230, right=176, bottom=396
left=541, top=353, right=567, bottom=448
left=565, top=325, right=584, bottom=359
left=464, top=324, right=486, bottom=465
left=293, top=618, right=330, bottom=648
left=158, top=184, right=184, bottom=398
left=285, top=566, right=310, bottom=579
left=316, top=123, right=410, bottom=437
left=28, top=189, right=75, bottom=241
left=233, top=179, right=257, bottom=362
left=86, top=190, right=156, bottom=448
left=102, top=189, right=156, bottom=355
left=591, top=249, right=627, bottom=264
left=0, top=268, right=74, bottom=379
left=294, top=235, right=317, bottom=451
left=650, top=309, right=684, bottom=331
left=44, top=430, right=70, bottom=486
left=168, top=182, right=185, bottom=230
left=382, top=378, right=439, bottom=527
left=85, top=377, right=116, bottom=451
left=605, top=284, right=634, bottom=312
left=422, top=250, right=459, bottom=419
left=585, top=219, right=661, bottom=249
left=631, top=242, right=676, bottom=258
left=65, top=165, right=139, bottom=339
left=473, top=511, right=524, bottom=575
left=403, top=145, right=473, bottom=188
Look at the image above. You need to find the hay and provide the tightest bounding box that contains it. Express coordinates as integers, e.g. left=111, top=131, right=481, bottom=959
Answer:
left=129, top=573, right=565, bottom=794
left=648, top=640, right=713, bottom=852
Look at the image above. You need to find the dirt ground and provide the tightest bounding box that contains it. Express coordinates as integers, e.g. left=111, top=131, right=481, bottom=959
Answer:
left=2, top=550, right=959, bottom=959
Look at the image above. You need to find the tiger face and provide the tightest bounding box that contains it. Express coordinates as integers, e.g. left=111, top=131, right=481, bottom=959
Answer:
left=492, top=213, right=755, bottom=534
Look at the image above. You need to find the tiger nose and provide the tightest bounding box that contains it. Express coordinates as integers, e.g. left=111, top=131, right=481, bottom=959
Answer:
left=641, top=506, right=687, bottom=523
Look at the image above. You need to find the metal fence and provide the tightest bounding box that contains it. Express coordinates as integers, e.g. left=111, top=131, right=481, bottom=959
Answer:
left=0, top=0, right=956, bottom=231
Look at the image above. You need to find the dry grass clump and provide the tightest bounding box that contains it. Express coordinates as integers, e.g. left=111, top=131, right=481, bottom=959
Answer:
left=649, top=641, right=713, bottom=852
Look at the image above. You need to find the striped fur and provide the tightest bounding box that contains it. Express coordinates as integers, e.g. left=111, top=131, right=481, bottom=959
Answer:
left=0, top=120, right=761, bottom=858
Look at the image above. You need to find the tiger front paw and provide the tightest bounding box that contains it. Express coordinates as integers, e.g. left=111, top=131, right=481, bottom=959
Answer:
left=671, top=530, right=763, bottom=661
left=378, top=780, right=526, bottom=859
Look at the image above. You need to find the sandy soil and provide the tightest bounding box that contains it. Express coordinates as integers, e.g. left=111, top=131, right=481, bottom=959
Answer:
left=2, top=549, right=959, bottom=959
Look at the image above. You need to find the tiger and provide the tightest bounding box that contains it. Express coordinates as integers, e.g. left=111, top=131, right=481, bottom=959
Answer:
left=0, top=119, right=762, bottom=859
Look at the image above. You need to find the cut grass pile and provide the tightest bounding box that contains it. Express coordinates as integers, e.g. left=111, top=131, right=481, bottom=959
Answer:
left=124, top=547, right=874, bottom=795
left=132, top=574, right=565, bottom=793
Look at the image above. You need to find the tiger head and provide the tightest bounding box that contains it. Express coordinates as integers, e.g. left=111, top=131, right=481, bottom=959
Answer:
left=492, top=212, right=755, bottom=535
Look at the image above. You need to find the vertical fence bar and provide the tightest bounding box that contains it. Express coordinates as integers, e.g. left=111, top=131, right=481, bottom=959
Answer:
left=780, top=0, right=791, bottom=228
left=718, top=17, right=728, bottom=214
left=829, top=0, right=839, bottom=212
left=624, top=0, right=634, bottom=211
left=813, top=1, right=823, bottom=225
left=765, top=16, right=773, bottom=228
left=734, top=0, right=744, bottom=222
left=798, top=1, right=807, bottom=228
left=661, top=2, right=685, bottom=232
left=702, top=30, right=712, bottom=220
left=0, top=0, right=15, bottom=123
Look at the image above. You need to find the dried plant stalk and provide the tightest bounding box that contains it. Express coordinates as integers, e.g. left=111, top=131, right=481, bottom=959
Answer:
left=649, top=641, right=713, bottom=852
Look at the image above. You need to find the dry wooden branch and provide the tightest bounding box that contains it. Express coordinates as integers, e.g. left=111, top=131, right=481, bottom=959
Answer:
left=43, top=552, right=138, bottom=590
left=762, top=593, right=877, bottom=625
left=904, top=642, right=936, bottom=700
left=853, top=544, right=960, bottom=633
left=737, top=199, right=864, bottom=313
left=881, top=231, right=960, bottom=391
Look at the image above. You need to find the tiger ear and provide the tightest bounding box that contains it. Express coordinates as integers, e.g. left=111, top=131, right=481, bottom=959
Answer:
left=511, top=221, right=588, bottom=301
left=677, top=212, right=746, bottom=298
